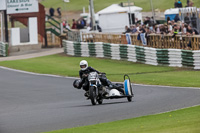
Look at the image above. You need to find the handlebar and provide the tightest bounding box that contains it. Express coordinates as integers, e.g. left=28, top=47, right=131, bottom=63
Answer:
left=100, top=72, right=106, bottom=75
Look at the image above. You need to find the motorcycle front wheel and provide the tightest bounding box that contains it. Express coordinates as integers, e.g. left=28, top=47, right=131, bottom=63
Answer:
left=89, top=86, right=97, bottom=105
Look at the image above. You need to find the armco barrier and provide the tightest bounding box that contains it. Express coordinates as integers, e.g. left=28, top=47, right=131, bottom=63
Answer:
left=0, top=42, right=8, bottom=57
left=63, top=40, right=200, bottom=70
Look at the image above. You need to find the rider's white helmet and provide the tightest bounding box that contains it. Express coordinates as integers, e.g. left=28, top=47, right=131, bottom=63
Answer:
left=109, top=89, right=121, bottom=96
left=80, top=60, right=88, bottom=71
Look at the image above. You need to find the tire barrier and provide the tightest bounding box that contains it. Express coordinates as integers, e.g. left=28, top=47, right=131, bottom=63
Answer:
left=63, top=40, right=200, bottom=70
left=0, top=42, right=8, bottom=57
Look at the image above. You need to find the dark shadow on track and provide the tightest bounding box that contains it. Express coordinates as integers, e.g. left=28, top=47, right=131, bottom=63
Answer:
left=69, top=101, right=132, bottom=108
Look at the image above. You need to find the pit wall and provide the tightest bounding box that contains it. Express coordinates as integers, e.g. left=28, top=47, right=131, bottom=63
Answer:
left=0, top=42, right=9, bottom=57
left=63, top=40, right=200, bottom=70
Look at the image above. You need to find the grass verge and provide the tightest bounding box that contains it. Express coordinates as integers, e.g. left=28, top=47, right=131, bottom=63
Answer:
left=43, top=105, right=200, bottom=133
left=0, top=54, right=199, bottom=87
left=41, top=0, right=200, bottom=12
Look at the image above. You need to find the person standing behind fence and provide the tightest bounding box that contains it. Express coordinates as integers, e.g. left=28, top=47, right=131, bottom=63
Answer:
left=62, top=20, right=66, bottom=27
left=174, top=0, right=178, bottom=8
left=139, top=25, right=147, bottom=46
left=168, top=21, right=173, bottom=34
left=77, top=21, right=84, bottom=29
left=182, top=24, right=187, bottom=34
left=174, top=14, right=180, bottom=22
left=123, top=26, right=131, bottom=34
left=131, top=25, right=137, bottom=34
left=186, top=25, right=195, bottom=48
left=49, top=7, right=55, bottom=17
left=188, top=0, right=194, bottom=7
left=184, top=13, right=190, bottom=25
left=191, top=13, right=197, bottom=28
left=177, top=0, right=183, bottom=8
left=57, top=7, right=61, bottom=17
left=71, top=19, right=77, bottom=29
left=186, top=0, right=190, bottom=7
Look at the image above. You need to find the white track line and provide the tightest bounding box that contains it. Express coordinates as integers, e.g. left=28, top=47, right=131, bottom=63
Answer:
left=0, top=66, right=79, bottom=79
left=149, top=104, right=200, bottom=117
left=0, top=66, right=199, bottom=90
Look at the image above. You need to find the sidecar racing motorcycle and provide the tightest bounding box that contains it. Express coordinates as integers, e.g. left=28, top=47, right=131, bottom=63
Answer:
left=73, top=72, right=134, bottom=105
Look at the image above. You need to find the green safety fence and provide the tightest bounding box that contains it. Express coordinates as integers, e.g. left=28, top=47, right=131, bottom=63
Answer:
left=63, top=40, right=200, bottom=70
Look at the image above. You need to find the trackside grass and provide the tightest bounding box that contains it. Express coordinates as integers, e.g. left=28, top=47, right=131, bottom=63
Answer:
left=43, top=105, right=200, bottom=133
left=41, top=0, right=200, bottom=12
left=0, top=54, right=199, bottom=87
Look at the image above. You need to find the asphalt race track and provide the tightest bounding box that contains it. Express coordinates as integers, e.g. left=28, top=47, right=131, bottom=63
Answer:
left=0, top=67, right=200, bottom=133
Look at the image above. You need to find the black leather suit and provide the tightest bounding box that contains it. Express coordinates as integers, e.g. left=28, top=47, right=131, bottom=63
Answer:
left=79, top=66, right=111, bottom=91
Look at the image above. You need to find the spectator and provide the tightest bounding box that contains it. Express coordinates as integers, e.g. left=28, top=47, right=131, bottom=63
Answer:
left=149, top=24, right=156, bottom=33
left=177, top=24, right=182, bottom=33
left=160, top=24, right=168, bottom=35
left=174, top=0, right=178, bottom=8
left=172, top=24, right=178, bottom=38
left=193, top=28, right=199, bottom=35
left=139, top=25, right=147, bottom=45
left=167, top=17, right=170, bottom=24
left=62, top=20, right=66, bottom=27
left=81, top=18, right=86, bottom=27
left=139, top=25, right=146, bottom=33
left=184, top=13, right=190, bottom=25
left=146, top=27, right=151, bottom=45
left=66, top=23, right=71, bottom=30
left=171, top=20, right=175, bottom=25
left=191, top=13, right=197, bottom=28
left=168, top=21, right=173, bottom=34
left=155, top=25, right=160, bottom=34
left=49, top=7, right=55, bottom=17
left=130, top=25, right=137, bottom=34
left=174, top=14, right=180, bottom=22
left=186, top=24, right=198, bottom=35
left=76, top=21, right=84, bottom=29
left=183, top=24, right=188, bottom=34
left=188, top=0, right=194, bottom=7
left=186, top=25, right=194, bottom=48
left=57, top=7, right=61, bottom=17
left=136, top=23, right=140, bottom=32
left=187, top=25, right=195, bottom=35
left=123, top=26, right=131, bottom=34
left=71, top=19, right=77, bottom=29
left=164, top=24, right=169, bottom=34
left=135, top=18, right=141, bottom=24
left=186, top=0, right=190, bottom=7
left=96, top=25, right=102, bottom=32
left=150, top=17, right=154, bottom=25
left=144, top=17, right=150, bottom=25
left=177, top=0, right=183, bottom=8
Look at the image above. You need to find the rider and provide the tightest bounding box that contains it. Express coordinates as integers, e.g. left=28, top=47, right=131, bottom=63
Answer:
left=73, top=60, right=114, bottom=97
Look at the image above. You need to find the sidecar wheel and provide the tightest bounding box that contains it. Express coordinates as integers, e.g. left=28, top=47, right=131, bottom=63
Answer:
left=127, top=96, right=132, bottom=102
